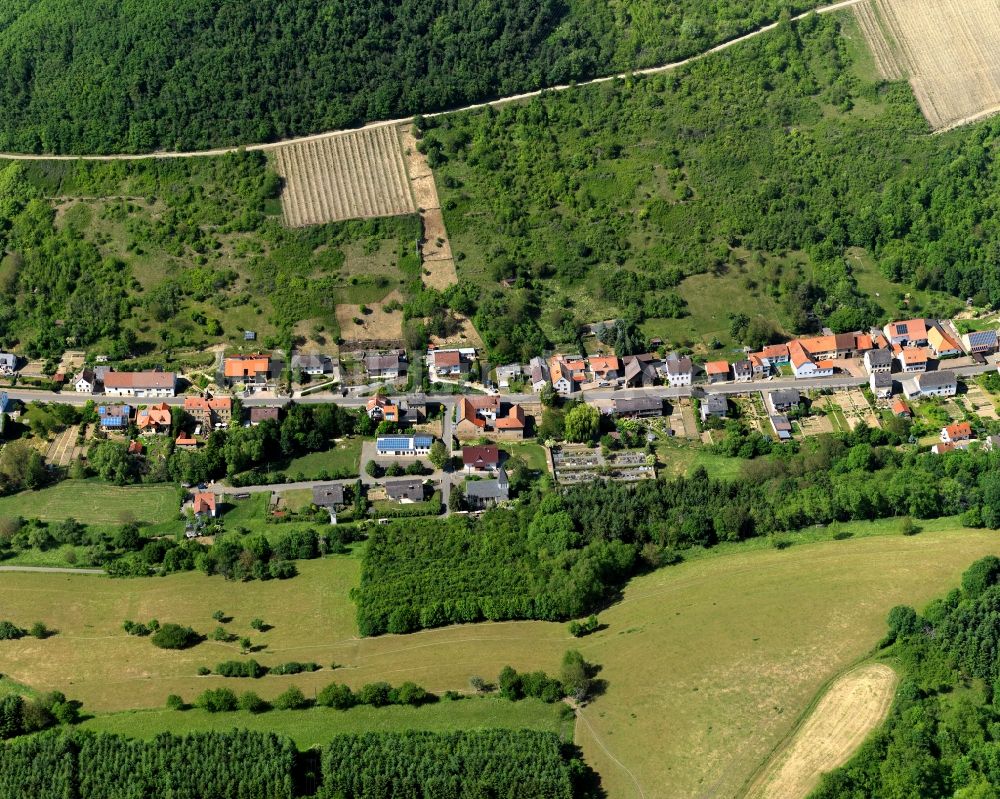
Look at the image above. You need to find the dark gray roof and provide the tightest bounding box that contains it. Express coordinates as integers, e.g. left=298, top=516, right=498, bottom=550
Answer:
left=769, top=389, right=800, bottom=407
left=732, top=360, right=752, bottom=374
left=385, top=479, right=425, bottom=501
left=770, top=414, right=792, bottom=432
left=917, top=370, right=957, bottom=389
left=665, top=356, right=693, bottom=374
left=702, top=394, right=728, bottom=413
left=291, top=354, right=334, bottom=370
left=465, top=475, right=510, bottom=501
left=866, top=348, right=892, bottom=366
left=613, top=397, right=663, bottom=415
left=365, top=354, right=402, bottom=372
left=312, top=484, right=345, bottom=507
left=870, top=372, right=892, bottom=388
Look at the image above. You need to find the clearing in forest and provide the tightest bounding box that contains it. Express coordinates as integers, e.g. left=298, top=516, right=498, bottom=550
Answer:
left=742, top=663, right=898, bottom=799
left=855, top=0, right=1000, bottom=130
left=273, top=127, right=416, bottom=226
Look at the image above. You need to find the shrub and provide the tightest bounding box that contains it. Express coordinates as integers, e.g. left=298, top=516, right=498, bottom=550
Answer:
left=215, top=659, right=265, bottom=678
left=250, top=618, right=265, bottom=631
left=196, top=688, right=239, bottom=713
left=151, top=623, right=200, bottom=650
left=197, top=666, right=211, bottom=676
left=269, top=661, right=320, bottom=676
left=0, top=621, right=25, bottom=640
left=239, top=692, right=269, bottom=714
left=165, top=694, right=185, bottom=710
left=272, top=686, right=308, bottom=710
left=316, top=683, right=356, bottom=710
left=391, top=682, right=432, bottom=706
left=358, top=682, right=392, bottom=707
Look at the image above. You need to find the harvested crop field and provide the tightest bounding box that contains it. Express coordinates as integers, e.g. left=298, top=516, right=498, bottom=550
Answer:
left=273, top=126, right=416, bottom=226
left=743, top=663, right=898, bottom=799
left=855, top=0, right=1000, bottom=130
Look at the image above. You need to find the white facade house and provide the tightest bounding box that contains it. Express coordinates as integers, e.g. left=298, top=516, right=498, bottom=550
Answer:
left=0, top=353, right=16, bottom=375
left=870, top=371, right=893, bottom=399
left=528, top=357, right=549, bottom=392
left=664, top=356, right=693, bottom=387
left=903, top=370, right=957, bottom=399
left=74, top=369, right=96, bottom=394
left=495, top=363, right=523, bottom=388
left=375, top=435, right=434, bottom=457
left=102, top=371, right=177, bottom=398
left=864, top=349, right=892, bottom=375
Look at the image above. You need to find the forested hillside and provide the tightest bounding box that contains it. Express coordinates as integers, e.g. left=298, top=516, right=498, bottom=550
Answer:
left=0, top=0, right=824, bottom=154
left=429, top=13, right=1000, bottom=357
left=812, top=557, right=1000, bottom=798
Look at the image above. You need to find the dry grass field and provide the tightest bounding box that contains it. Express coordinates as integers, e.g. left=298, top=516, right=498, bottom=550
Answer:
left=2, top=522, right=997, bottom=797
left=855, top=0, right=1000, bottom=130
left=273, top=126, right=416, bottom=226
left=334, top=289, right=405, bottom=345
left=743, top=663, right=898, bottom=799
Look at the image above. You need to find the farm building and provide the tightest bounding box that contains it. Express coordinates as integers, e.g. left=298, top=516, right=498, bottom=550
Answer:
left=103, top=370, right=177, bottom=398
left=962, top=330, right=999, bottom=354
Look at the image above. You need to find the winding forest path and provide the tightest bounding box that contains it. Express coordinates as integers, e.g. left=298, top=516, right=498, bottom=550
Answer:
left=0, top=0, right=863, bottom=163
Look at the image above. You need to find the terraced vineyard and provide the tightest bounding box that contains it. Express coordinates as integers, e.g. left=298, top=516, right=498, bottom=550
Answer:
left=273, top=125, right=416, bottom=226
left=857, top=0, right=1000, bottom=130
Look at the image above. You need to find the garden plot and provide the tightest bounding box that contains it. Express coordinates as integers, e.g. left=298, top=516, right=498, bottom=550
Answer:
left=857, top=0, right=1000, bottom=130
left=552, top=447, right=654, bottom=484
left=829, top=389, right=881, bottom=430
left=963, top=383, right=998, bottom=420
left=273, top=127, right=416, bottom=226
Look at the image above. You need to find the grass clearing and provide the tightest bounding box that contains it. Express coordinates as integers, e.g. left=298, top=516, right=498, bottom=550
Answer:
left=280, top=438, right=363, bottom=479
left=0, top=481, right=178, bottom=525
left=82, top=697, right=571, bottom=750
left=1, top=521, right=996, bottom=797
left=500, top=441, right=548, bottom=473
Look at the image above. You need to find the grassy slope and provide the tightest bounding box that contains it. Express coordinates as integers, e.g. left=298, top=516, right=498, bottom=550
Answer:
left=1, top=521, right=998, bottom=797
left=0, top=480, right=178, bottom=525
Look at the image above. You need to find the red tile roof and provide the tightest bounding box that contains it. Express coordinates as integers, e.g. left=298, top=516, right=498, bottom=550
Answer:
left=705, top=360, right=729, bottom=375
left=224, top=356, right=269, bottom=378
left=462, top=444, right=499, bottom=468
left=192, top=492, right=216, bottom=514
left=495, top=404, right=526, bottom=430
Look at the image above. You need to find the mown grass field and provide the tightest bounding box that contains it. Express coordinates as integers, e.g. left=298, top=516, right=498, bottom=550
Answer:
left=1, top=521, right=996, bottom=797
left=82, top=698, right=572, bottom=749
left=0, top=481, right=178, bottom=525
left=280, top=438, right=363, bottom=478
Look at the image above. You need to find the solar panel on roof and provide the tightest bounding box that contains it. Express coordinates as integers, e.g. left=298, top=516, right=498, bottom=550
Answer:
left=896, top=323, right=908, bottom=334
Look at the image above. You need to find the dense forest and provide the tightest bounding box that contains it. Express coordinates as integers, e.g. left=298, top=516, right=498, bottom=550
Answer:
left=0, top=0, right=825, bottom=154
left=427, top=12, right=1000, bottom=356
left=355, top=427, right=1000, bottom=634
left=0, top=728, right=580, bottom=799
left=812, top=557, right=1000, bottom=798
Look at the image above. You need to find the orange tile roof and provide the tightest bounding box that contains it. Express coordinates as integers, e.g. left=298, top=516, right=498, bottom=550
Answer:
left=457, top=397, right=487, bottom=428
left=589, top=356, right=621, bottom=374
left=788, top=341, right=811, bottom=369
left=103, top=370, right=176, bottom=390
left=433, top=350, right=462, bottom=367
left=928, top=325, right=961, bottom=353
left=224, top=356, right=269, bottom=378
left=192, top=492, right=216, bottom=514
left=899, top=347, right=930, bottom=365
left=705, top=360, right=729, bottom=375
left=495, top=404, right=526, bottom=430
left=892, top=398, right=911, bottom=416
left=175, top=434, right=197, bottom=447
left=761, top=344, right=789, bottom=359
left=797, top=335, right=837, bottom=355
left=944, top=422, right=972, bottom=440
left=815, top=360, right=836, bottom=369
left=887, top=319, right=928, bottom=341
left=137, top=402, right=172, bottom=429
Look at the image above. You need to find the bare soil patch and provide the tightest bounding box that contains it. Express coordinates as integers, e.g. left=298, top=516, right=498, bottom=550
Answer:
left=743, top=663, right=898, bottom=799
left=859, top=0, right=1000, bottom=130
left=273, top=127, right=416, bottom=226
left=335, top=290, right=405, bottom=344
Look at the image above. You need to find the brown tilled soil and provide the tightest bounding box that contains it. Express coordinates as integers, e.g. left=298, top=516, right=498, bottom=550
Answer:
left=428, top=314, right=484, bottom=349
left=859, top=0, right=1000, bottom=130
left=743, top=664, right=897, bottom=799
left=335, top=290, right=405, bottom=343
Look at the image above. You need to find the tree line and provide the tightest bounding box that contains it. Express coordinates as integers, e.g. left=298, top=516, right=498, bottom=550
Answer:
left=812, top=556, right=1000, bottom=797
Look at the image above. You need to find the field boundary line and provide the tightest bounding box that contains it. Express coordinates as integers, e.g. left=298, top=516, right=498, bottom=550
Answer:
left=0, top=0, right=864, bottom=163
left=574, top=702, right=648, bottom=799
left=733, top=653, right=889, bottom=799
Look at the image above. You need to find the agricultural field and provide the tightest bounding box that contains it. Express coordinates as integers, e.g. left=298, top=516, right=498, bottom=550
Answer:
left=0, top=480, right=178, bottom=526
left=856, top=0, right=1000, bottom=130
left=1, top=521, right=997, bottom=797
left=744, top=663, right=897, bottom=799
left=272, top=127, right=416, bottom=227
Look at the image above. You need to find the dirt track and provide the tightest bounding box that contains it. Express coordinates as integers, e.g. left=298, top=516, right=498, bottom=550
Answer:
left=0, top=0, right=863, bottom=163
left=742, top=663, right=897, bottom=799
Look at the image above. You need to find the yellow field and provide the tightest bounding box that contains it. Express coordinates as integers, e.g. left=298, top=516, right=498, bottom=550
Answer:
left=0, top=523, right=996, bottom=798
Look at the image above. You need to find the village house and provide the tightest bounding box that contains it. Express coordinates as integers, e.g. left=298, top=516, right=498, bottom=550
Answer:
left=623, top=357, right=658, bottom=388
left=788, top=341, right=834, bottom=379
left=465, top=466, right=510, bottom=511
left=927, top=324, right=963, bottom=359
left=291, top=353, right=339, bottom=378
left=462, top=444, right=500, bottom=473
left=224, top=355, right=271, bottom=388
left=248, top=406, right=280, bottom=426
left=0, top=353, right=17, bottom=376
left=136, top=402, right=172, bottom=434
left=495, top=363, right=523, bottom=388
left=664, top=355, right=694, bottom=388
left=549, top=358, right=576, bottom=397
left=366, top=394, right=392, bottom=420
left=528, top=357, right=550, bottom=392
left=103, top=370, right=177, bottom=398
left=731, top=360, right=752, bottom=383
left=98, top=404, right=132, bottom=431
left=364, top=352, right=406, bottom=382
left=962, top=329, right=999, bottom=355
left=455, top=396, right=500, bottom=437
left=903, top=370, right=957, bottom=399
left=896, top=347, right=930, bottom=373
left=756, top=344, right=790, bottom=375
left=192, top=492, right=217, bottom=519
left=175, top=433, right=198, bottom=449
left=884, top=319, right=929, bottom=348
left=704, top=361, right=730, bottom=383
left=864, top=348, right=892, bottom=375
left=74, top=368, right=97, bottom=394
left=932, top=440, right=974, bottom=455
left=700, top=393, right=728, bottom=422
left=428, top=348, right=472, bottom=380
left=184, top=395, right=232, bottom=429
left=612, top=397, right=663, bottom=419
left=385, top=479, right=427, bottom=503
left=768, top=389, right=800, bottom=413
left=589, top=356, right=621, bottom=383
left=892, top=398, right=912, bottom=418
left=870, top=371, right=893, bottom=400
left=941, top=422, right=973, bottom=444
left=375, top=435, right=433, bottom=457
left=493, top=404, right=527, bottom=438
left=312, top=484, right=346, bottom=523
left=770, top=414, right=792, bottom=441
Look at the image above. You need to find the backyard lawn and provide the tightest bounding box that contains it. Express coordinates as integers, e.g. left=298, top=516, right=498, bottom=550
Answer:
left=0, top=481, right=178, bottom=525
left=281, top=438, right=363, bottom=478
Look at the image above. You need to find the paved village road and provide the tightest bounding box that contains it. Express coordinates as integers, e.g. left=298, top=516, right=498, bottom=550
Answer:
left=0, top=0, right=863, bottom=162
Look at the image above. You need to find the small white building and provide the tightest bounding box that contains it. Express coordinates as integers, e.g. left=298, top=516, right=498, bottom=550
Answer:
left=664, top=355, right=693, bottom=387
left=863, top=348, right=892, bottom=375
left=869, top=371, right=893, bottom=399
left=375, top=435, right=434, bottom=457
left=74, top=368, right=97, bottom=394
